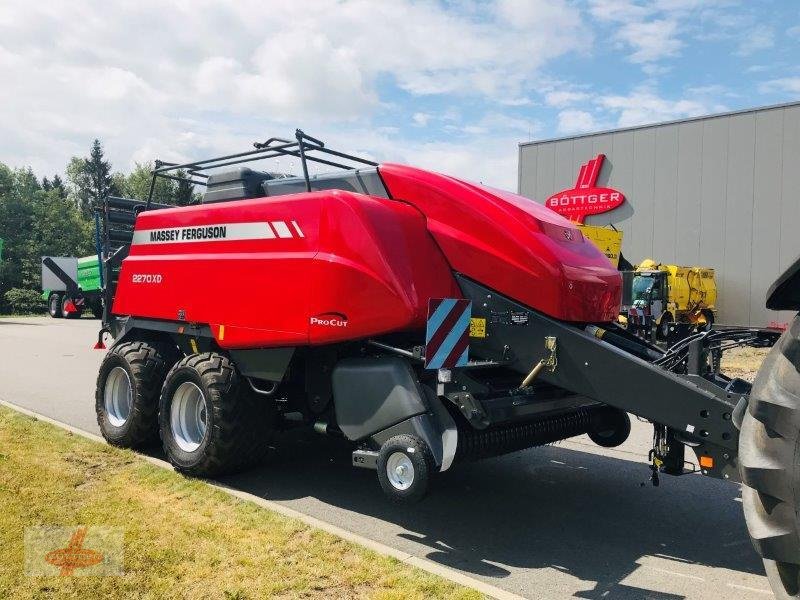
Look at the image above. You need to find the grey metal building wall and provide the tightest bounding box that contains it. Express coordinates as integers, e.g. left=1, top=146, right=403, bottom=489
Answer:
left=518, top=101, right=800, bottom=327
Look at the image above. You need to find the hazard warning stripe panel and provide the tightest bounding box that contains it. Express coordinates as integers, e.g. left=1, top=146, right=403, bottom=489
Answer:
left=425, top=298, right=471, bottom=369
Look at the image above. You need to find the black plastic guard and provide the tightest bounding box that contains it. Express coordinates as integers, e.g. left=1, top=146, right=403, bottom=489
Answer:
left=767, top=255, right=800, bottom=311
left=332, top=356, right=428, bottom=442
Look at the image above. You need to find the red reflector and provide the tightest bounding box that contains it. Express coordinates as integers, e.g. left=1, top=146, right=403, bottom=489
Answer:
left=93, top=341, right=106, bottom=350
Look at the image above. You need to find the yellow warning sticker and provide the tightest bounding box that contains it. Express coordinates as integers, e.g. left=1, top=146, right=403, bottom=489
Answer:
left=469, top=317, right=487, bottom=338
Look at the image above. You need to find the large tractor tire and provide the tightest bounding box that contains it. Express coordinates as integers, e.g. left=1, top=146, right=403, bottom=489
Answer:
left=740, top=316, right=800, bottom=598
left=95, top=338, right=179, bottom=448
left=158, top=353, right=275, bottom=477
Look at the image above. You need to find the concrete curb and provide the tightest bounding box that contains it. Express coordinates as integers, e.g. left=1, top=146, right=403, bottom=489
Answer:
left=0, top=398, right=527, bottom=600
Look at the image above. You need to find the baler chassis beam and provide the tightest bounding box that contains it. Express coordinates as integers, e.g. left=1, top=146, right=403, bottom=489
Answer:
left=456, top=274, right=764, bottom=482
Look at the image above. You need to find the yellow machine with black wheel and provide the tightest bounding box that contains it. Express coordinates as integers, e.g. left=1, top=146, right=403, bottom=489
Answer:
left=627, top=259, right=717, bottom=339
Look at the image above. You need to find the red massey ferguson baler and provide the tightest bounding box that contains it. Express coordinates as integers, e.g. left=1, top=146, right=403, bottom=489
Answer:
left=96, top=131, right=800, bottom=596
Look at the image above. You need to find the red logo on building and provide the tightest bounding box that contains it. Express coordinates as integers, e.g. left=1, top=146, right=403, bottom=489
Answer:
left=545, top=154, right=625, bottom=223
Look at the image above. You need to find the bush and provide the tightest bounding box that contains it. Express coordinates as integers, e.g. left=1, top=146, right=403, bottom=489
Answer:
left=3, top=287, right=45, bottom=314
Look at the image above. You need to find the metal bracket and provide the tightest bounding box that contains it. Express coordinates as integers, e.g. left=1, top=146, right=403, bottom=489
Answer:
left=544, top=336, right=558, bottom=372
left=519, top=336, right=558, bottom=388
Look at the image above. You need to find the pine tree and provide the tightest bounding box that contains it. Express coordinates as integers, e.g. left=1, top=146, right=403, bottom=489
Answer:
left=41, top=175, right=67, bottom=199
left=51, top=174, right=67, bottom=199
left=67, top=139, right=118, bottom=217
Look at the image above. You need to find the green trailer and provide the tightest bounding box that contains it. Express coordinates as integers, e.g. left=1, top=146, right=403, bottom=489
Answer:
left=42, top=254, right=103, bottom=318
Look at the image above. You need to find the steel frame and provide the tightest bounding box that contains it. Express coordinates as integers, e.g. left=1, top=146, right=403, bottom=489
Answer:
left=455, top=274, right=759, bottom=481
left=144, top=129, right=378, bottom=209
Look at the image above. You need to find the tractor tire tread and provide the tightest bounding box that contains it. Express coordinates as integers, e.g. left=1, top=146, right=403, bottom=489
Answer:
left=740, top=317, right=800, bottom=598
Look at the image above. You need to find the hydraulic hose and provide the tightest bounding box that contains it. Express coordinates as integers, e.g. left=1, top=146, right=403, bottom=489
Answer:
left=585, top=325, right=662, bottom=362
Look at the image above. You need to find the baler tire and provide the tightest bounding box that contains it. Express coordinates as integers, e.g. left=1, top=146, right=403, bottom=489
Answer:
left=588, top=409, right=631, bottom=448
left=158, top=353, right=275, bottom=478
left=377, top=434, right=433, bottom=504
left=49, top=293, right=63, bottom=318
left=96, top=339, right=177, bottom=448
left=740, top=316, right=800, bottom=599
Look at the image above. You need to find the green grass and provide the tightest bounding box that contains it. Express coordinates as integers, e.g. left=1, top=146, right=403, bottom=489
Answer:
left=0, top=406, right=481, bottom=600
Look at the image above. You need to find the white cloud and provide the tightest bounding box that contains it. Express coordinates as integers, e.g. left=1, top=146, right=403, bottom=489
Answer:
left=545, top=90, right=591, bottom=108
left=737, top=24, right=775, bottom=55
left=759, top=78, right=800, bottom=95
left=391, top=136, right=522, bottom=189
left=588, top=0, right=649, bottom=23
left=588, top=0, right=738, bottom=66
left=588, top=1, right=681, bottom=65
left=596, top=88, right=712, bottom=127
left=618, top=19, right=682, bottom=63
left=412, top=113, right=432, bottom=127
left=557, top=110, right=600, bottom=134
left=0, top=0, right=588, bottom=188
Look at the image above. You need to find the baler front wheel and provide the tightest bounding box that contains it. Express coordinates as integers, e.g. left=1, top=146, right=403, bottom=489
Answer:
left=158, top=353, right=275, bottom=477
left=740, top=316, right=800, bottom=599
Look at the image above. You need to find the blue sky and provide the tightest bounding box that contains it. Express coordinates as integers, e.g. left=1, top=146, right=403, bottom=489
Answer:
left=1, top=0, right=799, bottom=190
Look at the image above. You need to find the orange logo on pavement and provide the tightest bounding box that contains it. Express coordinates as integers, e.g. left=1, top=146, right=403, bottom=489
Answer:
left=44, top=526, right=104, bottom=576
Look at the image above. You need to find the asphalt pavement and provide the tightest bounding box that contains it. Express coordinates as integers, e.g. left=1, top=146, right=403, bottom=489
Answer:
left=0, top=316, right=774, bottom=599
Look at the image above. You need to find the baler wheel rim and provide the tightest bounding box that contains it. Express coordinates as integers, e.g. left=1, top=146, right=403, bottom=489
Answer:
left=170, top=381, right=208, bottom=453
left=386, top=452, right=415, bottom=491
left=104, top=366, right=132, bottom=427
left=376, top=434, right=433, bottom=503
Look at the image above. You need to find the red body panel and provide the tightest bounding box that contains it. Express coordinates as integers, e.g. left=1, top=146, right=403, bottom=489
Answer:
left=114, top=163, right=621, bottom=349
left=113, top=190, right=460, bottom=348
left=378, top=164, right=621, bottom=322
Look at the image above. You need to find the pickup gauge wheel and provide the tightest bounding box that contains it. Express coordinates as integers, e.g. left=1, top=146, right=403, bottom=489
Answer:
left=588, top=409, right=631, bottom=448
left=377, top=435, right=433, bottom=503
